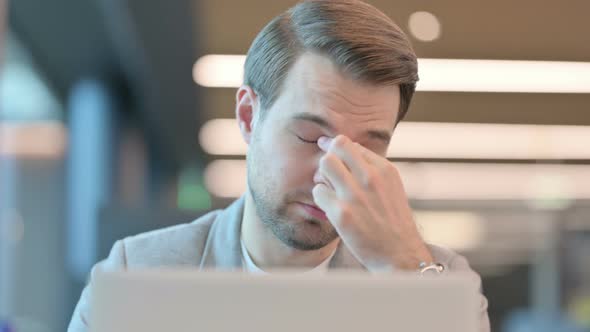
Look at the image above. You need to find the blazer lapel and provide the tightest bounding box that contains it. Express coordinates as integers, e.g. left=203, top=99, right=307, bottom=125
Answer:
left=199, top=196, right=245, bottom=270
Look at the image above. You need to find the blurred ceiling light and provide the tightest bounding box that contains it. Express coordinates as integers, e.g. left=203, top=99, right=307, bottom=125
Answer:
left=199, top=118, right=247, bottom=155
left=415, top=211, right=484, bottom=250
left=204, top=160, right=590, bottom=201
left=408, top=11, right=441, bottom=42
left=396, top=162, right=590, bottom=201
left=193, top=54, right=245, bottom=88
left=204, top=159, right=247, bottom=198
left=199, top=118, right=590, bottom=160
left=193, top=54, right=590, bottom=93
left=388, top=122, right=590, bottom=160
left=417, top=59, right=590, bottom=93
left=0, top=122, right=67, bottom=158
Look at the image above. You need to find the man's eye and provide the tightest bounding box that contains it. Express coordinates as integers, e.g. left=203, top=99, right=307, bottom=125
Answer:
left=296, top=135, right=317, bottom=144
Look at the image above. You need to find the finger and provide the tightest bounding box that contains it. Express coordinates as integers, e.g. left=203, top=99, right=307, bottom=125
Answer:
left=353, top=140, right=391, bottom=167
left=318, top=135, right=371, bottom=180
left=323, top=135, right=393, bottom=176
left=312, top=182, right=338, bottom=219
left=318, top=152, right=360, bottom=199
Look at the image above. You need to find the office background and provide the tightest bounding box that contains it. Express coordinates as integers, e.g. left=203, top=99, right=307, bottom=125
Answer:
left=1, top=0, right=589, bottom=331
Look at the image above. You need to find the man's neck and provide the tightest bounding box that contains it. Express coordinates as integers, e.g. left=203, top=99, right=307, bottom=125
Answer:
left=241, top=193, right=339, bottom=270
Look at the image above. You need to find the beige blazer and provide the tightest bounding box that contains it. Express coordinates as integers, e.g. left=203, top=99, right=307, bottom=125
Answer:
left=68, top=196, right=490, bottom=332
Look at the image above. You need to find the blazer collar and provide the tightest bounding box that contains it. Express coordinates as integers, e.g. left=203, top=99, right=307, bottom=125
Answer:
left=200, top=196, right=245, bottom=270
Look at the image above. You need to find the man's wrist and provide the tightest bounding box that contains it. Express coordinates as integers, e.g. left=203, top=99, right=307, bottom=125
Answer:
left=391, top=247, right=434, bottom=271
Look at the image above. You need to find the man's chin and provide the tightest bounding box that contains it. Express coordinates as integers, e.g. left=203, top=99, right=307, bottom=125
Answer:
left=261, top=203, right=338, bottom=250
left=282, top=238, right=332, bottom=251
left=280, top=224, right=339, bottom=251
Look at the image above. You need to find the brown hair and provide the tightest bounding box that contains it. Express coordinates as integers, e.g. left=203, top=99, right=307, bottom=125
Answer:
left=244, top=0, right=419, bottom=123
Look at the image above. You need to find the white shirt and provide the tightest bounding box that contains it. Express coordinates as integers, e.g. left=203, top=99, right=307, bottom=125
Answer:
left=240, top=238, right=336, bottom=274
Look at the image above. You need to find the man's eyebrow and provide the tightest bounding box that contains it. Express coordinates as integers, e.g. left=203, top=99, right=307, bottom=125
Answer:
left=366, top=130, right=392, bottom=145
left=292, top=112, right=334, bottom=131
left=292, top=112, right=391, bottom=144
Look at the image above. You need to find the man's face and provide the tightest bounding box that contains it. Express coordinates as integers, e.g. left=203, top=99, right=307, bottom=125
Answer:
left=247, top=52, right=400, bottom=251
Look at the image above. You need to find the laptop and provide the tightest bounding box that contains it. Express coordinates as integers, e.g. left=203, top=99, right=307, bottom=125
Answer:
left=90, top=269, right=479, bottom=332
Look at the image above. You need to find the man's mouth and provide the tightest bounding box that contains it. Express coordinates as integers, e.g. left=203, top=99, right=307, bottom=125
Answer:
left=298, top=202, right=328, bottom=221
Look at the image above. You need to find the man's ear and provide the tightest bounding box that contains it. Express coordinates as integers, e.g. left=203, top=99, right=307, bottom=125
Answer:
left=235, top=85, right=259, bottom=145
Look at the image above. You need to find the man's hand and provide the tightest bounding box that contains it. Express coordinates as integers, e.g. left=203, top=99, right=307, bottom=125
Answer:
left=312, top=135, right=433, bottom=272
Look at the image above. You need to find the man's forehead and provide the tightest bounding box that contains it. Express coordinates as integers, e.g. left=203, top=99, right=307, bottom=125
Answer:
left=289, top=83, right=399, bottom=136
left=273, top=52, right=399, bottom=133
left=291, top=53, right=374, bottom=99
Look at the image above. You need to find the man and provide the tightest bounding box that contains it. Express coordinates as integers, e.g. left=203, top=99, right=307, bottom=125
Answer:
left=69, top=0, right=490, bottom=331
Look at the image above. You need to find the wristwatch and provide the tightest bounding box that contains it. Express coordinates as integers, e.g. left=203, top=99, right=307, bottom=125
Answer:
left=418, top=262, right=445, bottom=276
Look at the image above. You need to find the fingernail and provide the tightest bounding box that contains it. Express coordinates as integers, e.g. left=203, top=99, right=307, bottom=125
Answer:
left=317, top=136, right=331, bottom=150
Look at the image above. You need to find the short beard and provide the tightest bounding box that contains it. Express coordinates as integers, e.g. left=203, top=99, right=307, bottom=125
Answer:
left=247, top=168, right=338, bottom=251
